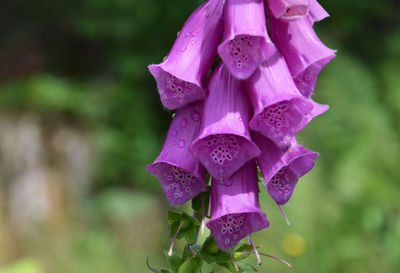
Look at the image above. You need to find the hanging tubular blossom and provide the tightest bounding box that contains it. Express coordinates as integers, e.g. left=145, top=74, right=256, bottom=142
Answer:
left=267, top=0, right=309, bottom=21
left=207, top=162, right=270, bottom=250
left=246, top=49, right=327, bottom=146
left=218, top=0, right=274, bottom=79
left=268, top=7, right=336, bottom=98
left=146, top=102, right=207, bottom=204
left=148, top=0, right=224, bottom=110
left=191, top=63, right=260, bottom=180
left=253, top=132, right=318, bottom=206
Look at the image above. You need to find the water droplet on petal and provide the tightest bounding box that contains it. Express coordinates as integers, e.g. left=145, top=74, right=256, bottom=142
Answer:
left=191, top=39, right=197, bottom=45
left=180, top=46, right=187, bottom=52
left=178, top=140, right=186, bottom=148
left=171, top=130, right=178, bottom=136
left=192, top=31, right=198, bottom=37
left=191, top=111, right=201, bottom=121
left=180, top=119, right=188, bottom=127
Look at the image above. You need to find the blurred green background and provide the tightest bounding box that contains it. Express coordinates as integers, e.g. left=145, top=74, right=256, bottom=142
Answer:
left=0, top=0, right=399, bottom=272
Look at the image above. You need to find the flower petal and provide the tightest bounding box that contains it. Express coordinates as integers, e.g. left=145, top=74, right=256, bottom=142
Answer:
left=308, top=0, right=329, bottom=22
left=246, top=50, right=317, bottom=146
left=268, top=10, right=336, bottom=97
left=146, top=102, right=207, bottom=205
left=207, top=162, right=270, bottom=249
left=267, top=0, right=309, bottom=21
left=253, top=133, right=318, bottom=205
left=148, top=0, right=224, bottom=109
left=218, top=0, right=274, bottom=79
left=191, top=63, right=260, bottom=180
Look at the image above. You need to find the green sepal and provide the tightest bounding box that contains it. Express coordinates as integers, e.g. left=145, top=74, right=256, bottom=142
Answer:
left=236, top=262, right=258, bottom=272
left=200, top=236, right=222, bottom=264
left=218, top=261, right=244, bottom=273
left=235, top=244, right=253, bottom=253
left=168, top=210, right=182, bottom=223
left=216, top=251, right=231, bottom=263
left=203, top=236, right=220, bottom=254
left=163, top=251, right=181, bottom=273
left=191, top=189, right=210, bottom=213
left=182, top=212, right=200, bottom=227
left=218, top=260, right=258, bottom=273
left=232, top=244, right=253, bottom=261
left=160, top=270, right=172, bottom=273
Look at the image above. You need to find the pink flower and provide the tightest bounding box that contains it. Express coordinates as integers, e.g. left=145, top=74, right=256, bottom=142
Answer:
left=191, top=63, right=260, bottom=180
left=148, top=0, right=224, bottom=109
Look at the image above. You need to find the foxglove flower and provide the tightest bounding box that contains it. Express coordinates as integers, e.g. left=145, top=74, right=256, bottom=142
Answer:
left=218, top=0, right=274, bottom=79
left=148, top=0, right=224, bottom=110
left=207, top=161, right=269, bottom=250
left=267, top=0, right=309, bottom=21
left=253, top=132, right=318, bottom=223
left=268, top=7, right=336, bottom=98
left=146, top=102, right=207, bottom=204
left=191, top=63, right=260, bottom=180
left=246, top=49, right=328, bottom=146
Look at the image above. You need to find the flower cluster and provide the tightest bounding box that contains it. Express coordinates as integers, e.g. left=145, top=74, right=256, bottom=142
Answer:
left=147, top=0, right=334, bottom=259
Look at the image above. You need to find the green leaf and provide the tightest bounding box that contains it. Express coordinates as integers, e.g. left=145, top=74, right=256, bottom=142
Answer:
left=168, top=210, right=182, bottom=222
left=181, top=246, right=189, bottom=263
left=189, top=255, right=203, bottom=273
left=177, top=259, right=191, bottom=273
left=163, top=251, right=181, bottom=273
left=161, top=270, right=172, bottom=273
left=184, top=225, right=197, bottom=244
left=169, top=222, right=185, bottom=239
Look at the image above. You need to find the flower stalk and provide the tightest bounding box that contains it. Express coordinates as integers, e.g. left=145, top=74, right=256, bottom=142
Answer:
left=147, top=0, right=335, bottom=271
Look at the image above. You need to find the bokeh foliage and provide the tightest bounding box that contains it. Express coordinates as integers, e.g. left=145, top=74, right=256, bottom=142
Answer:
left=0, top=0, right=399, bottom=272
